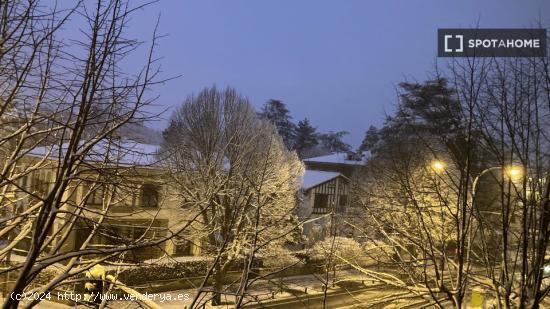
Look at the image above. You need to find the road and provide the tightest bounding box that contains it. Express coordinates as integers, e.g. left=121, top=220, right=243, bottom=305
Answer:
left=244, top=286, right=429, bottom=309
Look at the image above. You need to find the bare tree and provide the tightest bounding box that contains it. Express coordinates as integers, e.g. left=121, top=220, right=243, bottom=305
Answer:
left=452, top=54, right=550, bottom=308
left=162, top=86, right=303, bottom=307
left=349, top=138, right=471, bottom=307
left=348, top=51, right=550, bottom=308
left=0, top=1, right=186, bottom=308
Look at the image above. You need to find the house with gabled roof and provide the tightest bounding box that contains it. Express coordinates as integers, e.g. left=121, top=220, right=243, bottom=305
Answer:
left=303, top=151, right=368, bottom=177
left=298, top=152, right=367, bottom=242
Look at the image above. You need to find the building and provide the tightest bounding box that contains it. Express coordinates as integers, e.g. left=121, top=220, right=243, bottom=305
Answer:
left=8, top=140, right=201, bottom=263
left=303, top=152, right=366, bottom=177
left=298, top=152, right=366, bottom=243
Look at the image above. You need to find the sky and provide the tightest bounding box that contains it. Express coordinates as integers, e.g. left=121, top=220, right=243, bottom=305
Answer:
left=115, top=0, right=549, bottom=147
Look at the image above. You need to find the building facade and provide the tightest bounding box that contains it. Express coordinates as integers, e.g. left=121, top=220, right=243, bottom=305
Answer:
left=6, top=141, right=201, bottom=263
left=298, top=152, right=366, bottom=243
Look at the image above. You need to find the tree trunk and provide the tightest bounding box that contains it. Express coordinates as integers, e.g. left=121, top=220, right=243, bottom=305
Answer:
left=212, top=263, right=224, bottom=306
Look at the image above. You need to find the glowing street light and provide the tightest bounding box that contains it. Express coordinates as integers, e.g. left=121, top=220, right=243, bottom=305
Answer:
left=505, top=165, right=523, bottom=181
left=431, top=160, right=446, bottom=172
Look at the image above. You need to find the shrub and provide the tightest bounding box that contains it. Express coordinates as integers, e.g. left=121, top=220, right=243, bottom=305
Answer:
left=117, top=258, right=210, bottom=286
left=309, top=237, right=364, bottom=267
left=260, top=246, right=300, bottom=270
left=362, top=239, right=394, bottom=264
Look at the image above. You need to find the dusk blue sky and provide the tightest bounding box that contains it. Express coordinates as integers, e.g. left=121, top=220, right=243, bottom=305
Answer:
left=120, top=0, right=549, bottom=147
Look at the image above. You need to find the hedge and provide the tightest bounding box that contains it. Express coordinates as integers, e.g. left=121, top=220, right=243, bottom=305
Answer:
left=117, top=258, right=210, bottom=286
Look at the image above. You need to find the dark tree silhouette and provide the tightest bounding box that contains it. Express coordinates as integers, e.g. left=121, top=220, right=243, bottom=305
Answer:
left=358, top=125, right=379, bottom=152
left=294, top=118, right=319, bottom=157
left=319, top=131, right=351, bottom=153
left=259, top=99, right=296, bottom=149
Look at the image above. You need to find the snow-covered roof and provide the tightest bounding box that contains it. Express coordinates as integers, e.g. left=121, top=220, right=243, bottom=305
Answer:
left=301, top=170, right=342, bottom=190
left=304, top=152, right=368, bottom=166
left=27, top=139, right=162, bottom=167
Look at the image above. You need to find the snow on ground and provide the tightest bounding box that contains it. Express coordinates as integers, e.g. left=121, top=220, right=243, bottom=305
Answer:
left=0, top=270, right=383, bottom=308
left=110, top=269, right=370, bottom=308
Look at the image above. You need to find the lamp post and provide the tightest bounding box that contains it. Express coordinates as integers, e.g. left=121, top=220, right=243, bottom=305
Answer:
left=470, top=165, right=523, bottom=216
left=429, top=161, right=523, bottom=206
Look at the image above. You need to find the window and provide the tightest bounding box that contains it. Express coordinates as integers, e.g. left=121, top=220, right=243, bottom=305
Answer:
left=82, top=182, right=104, bottom=206
left=133, top=227, right=147, bottom=240
left=313, top=193, right=329, bottom=214
left=337, top=195, right=348, bottom=213
left=19, top=175, right=28, bottom=190
left=90, top=186, right=104, bottom=205
left=175, top=240, right=193, bottom=256
left=141, top=184, right=159, bottom=208
left=31, top=172, right=49, bottom=197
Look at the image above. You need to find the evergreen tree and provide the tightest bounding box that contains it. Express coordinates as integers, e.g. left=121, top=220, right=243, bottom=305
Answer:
left=259, top=99, right=296, bottom=149
left=319, top=131, right=351, bottom=153
left=370, top=77, right=489, bottom=170
left=358, top=125, right=379, bottom=152
left=294, top=118, right=318, bottom=157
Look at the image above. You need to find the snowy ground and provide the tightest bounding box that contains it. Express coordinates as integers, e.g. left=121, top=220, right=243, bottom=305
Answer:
left=107, top=269, right=371, bottom=308
left=0, top=270, right=368, bottom=308
left=4, top=270, right=550, bottom=308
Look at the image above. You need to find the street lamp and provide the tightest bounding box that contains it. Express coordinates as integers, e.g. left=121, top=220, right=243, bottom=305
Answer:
left=504, top=165, right=523, bottom=181
left=427, top=162, right=524, bottom=201
left=431, top=160, right=446, bottom=173
left=472, top=165, right=524, bottom=196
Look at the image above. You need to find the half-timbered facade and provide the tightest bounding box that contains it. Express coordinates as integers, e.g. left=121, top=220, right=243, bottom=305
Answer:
left=298, top=170, right=350, bottom=242
left=302, top=171, right=350, bottom=215
left=298, top=152, right=367, bottom=243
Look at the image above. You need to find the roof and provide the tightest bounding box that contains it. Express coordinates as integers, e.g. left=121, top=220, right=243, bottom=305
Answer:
left=27, top=139, right=162, bottom=167
left=301, top=170, right=343, bottom=190
left=303, top=152, right=368, bottom=166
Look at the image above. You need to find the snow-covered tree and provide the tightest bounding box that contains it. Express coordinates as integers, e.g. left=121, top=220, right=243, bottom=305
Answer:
left=162, top=87, right=304, bottom=306
left=310, top=237, right=364, bottom=267
left=0, top=1, right=175, bottom=307
left=349, top=60, right=550, bottom=308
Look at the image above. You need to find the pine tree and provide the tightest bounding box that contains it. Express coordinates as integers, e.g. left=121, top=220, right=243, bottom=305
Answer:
left=358, top=125, right=379, bottom=152
left=294, top=118, right=318, bottom=157
left=259, top=99, right=296, bottom=149
left=319, top=131, right=351, bottom=153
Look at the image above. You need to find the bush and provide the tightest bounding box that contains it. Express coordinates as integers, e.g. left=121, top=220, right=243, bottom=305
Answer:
left=362, top=239, right=394, bottom=264
left=260, top=246, right=300, bottom=270
left=309, top=237, right=364, bottom=267
left=117, top=258, right=210, bottom=286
